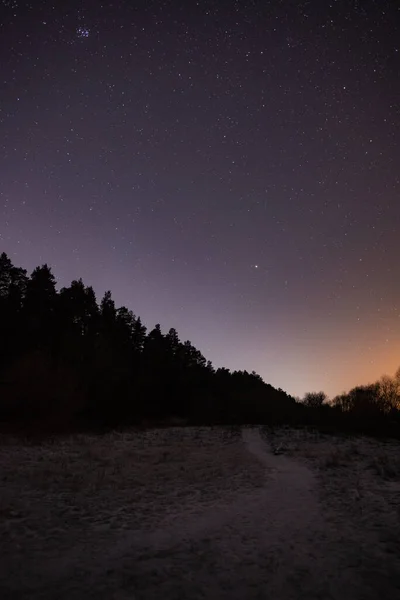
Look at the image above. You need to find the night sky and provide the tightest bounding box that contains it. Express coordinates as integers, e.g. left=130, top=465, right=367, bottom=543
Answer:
left=1, top=0, right=399, bottom=398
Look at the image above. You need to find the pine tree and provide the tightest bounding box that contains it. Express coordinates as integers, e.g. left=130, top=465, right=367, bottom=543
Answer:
left=24, top=264, right=57, bottom=351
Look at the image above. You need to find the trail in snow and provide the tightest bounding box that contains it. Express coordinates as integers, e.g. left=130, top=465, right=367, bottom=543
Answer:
left=98, top=427, right=319, bottom=564
left=241, top=427, right=320, bottom=539
left=67, top=428, right=337, bottom=599
left=2, top=427, right=383, bottom=600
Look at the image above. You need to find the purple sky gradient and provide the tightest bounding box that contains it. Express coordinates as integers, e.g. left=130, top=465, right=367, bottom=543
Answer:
left=1, top=0, right=399, bottom=398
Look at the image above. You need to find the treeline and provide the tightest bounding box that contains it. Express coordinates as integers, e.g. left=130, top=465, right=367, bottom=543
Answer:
left=0, top=252, right=296, bottom=432
left=299, top=379, right=400, bottom=438
left=1, top=251, right=399, bottom=438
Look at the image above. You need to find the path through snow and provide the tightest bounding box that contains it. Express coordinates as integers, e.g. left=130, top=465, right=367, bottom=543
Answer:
left=59, top=428, right=371, bottom=598
left=2, top=427, right=392, bottom=599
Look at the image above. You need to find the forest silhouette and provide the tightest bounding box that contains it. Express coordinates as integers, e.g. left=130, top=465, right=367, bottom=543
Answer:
left=1, top=252, right=399, bottom=438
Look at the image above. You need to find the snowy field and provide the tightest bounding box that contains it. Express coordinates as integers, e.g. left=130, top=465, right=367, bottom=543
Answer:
left=1, top=425, right=400, bottom=599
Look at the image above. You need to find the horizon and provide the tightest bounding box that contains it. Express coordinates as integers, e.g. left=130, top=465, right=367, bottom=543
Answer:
left=2, top=251, right=399, bottom=400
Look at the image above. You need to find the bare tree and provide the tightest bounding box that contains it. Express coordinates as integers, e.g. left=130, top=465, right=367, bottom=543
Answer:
left=378, top=374, right=400, bottom=412
left=303, top=391, right=328, bottom=408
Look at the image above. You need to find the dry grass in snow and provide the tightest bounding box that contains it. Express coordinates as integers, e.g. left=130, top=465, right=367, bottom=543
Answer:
left=1, top=425, right=400, bottom=599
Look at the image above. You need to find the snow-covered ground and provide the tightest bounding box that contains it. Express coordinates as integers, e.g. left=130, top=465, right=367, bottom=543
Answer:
left=1, top=426, right=400, bottom=599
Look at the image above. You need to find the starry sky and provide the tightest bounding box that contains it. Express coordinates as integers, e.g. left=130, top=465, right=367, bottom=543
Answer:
left=1, top=0, right=399, bottom=399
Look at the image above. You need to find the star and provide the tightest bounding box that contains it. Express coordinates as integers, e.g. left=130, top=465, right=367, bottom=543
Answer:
left=76, top=26, right=90, bottom=39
